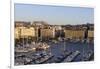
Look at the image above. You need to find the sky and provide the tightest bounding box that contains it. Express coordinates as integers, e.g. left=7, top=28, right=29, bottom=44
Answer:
left=14, top=3, right=94, bottom=25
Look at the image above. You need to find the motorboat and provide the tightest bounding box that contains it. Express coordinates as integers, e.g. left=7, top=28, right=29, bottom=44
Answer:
left=54, top=50, right=72, bottom=63
left=34, top=52, right=54, bottom=64
left=82, top=50, right=94, bottom=61
left=63, top=50, right=80, bottom=62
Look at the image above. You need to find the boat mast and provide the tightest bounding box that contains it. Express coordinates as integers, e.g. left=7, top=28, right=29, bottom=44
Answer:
left=64, top=39, right=65, bottom=52
left=22, top=25, right=24, bottom=50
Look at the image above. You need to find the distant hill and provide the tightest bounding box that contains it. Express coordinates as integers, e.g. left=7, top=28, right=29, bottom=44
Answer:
left=15, top=21, right=31, bottom=27
left=32, top=21, right=49, bottom=26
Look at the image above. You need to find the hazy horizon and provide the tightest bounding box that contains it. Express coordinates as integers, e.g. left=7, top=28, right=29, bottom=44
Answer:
left=15, top=3, right=94, bottom=25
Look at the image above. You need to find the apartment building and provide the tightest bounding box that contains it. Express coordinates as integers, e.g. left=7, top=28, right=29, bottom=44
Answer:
left=40, top=28, right=55, bottom=39
left=88, top=30, right=94, bottom=40
left=64, top=30, right=85, bottom=40
left=14, top=27, right=35, bottom=39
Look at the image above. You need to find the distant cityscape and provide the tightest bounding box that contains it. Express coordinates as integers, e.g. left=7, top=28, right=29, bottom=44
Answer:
left=14, top=21, right=94, bottom=65
left=15, top=21, right=94, bottom=41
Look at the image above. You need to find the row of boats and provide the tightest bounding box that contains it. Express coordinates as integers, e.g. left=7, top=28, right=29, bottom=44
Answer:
left=15, top=49, right=94, bottom=65
left=15, top=37, right=94, bottom=65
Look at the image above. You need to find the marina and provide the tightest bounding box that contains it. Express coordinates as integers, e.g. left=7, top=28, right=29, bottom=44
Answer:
left=15, top=39, right=94, bottom=65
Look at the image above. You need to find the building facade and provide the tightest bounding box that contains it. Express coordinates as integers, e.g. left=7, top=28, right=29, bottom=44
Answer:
left=40, top=28, right=55, bottom=39
left=64, top=30, right=85, bottom=40
left=14, top=27, right=35, bottom=39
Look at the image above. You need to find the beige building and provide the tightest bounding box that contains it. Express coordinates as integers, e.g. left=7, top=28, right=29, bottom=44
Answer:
left=64, top=30, right=85, bottom=39
left=88, top=30, right=94, bottom=38
left=14, top=27, right=35, bottom=39
left=40, top=28, right=55, bottom=39
left=15, top=27, right=20, bottom=39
